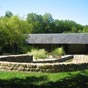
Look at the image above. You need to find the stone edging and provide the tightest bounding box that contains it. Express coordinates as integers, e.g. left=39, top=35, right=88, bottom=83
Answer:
left=0, top=54, right=33, bottom=63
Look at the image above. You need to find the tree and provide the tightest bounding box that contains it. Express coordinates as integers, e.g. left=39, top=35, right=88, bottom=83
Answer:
left=26, top=13, right=44, bottom=33
left=26, top=13, right=43, bottom=23
left=5, top=11, right=13, bottom=18
left=0, top=16, right=27, bottom=54
left=42, top=13, right=53, bottom=23
left=82, top=25, right=88, bottom=32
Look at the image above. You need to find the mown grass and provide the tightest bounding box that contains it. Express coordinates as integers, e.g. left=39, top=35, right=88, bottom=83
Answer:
left=0, top=70, right=88, bottom=88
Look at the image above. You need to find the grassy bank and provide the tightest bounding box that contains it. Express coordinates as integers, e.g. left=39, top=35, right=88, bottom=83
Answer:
left=0, top=70, right=88, bottom=88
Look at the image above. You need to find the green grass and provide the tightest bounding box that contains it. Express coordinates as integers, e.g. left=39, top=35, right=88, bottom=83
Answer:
left=0, top=70, right=88, bottom=88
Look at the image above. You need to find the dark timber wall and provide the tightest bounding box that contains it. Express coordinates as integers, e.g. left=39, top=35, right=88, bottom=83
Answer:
left=66, top=44, right=87, bottom=54
left=30, top=44, right=61, bottom=52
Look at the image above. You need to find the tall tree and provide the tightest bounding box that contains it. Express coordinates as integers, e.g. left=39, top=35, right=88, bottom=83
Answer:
left=0, top=16, right=27, bottom=54
left=42, top=13, right=53, bottom=23
left=5, top=11, right=13, bottom=18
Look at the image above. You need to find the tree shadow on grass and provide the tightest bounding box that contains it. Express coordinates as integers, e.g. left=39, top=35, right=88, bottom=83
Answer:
left=0, top=75, right=48, bottom=88
left=0, top=72, right=88, bottom=88
left=44, top=74, right=88, bottom=88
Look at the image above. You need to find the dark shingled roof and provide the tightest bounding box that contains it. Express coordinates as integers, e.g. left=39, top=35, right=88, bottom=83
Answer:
left=26, top=33, right=88, bottom=44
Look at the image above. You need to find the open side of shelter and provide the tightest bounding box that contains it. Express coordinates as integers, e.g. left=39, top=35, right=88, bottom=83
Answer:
left=26, top=33, right=88, bottom=54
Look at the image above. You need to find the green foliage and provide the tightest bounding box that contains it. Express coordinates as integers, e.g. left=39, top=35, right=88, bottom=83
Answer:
left=0, top=11, right=88, bottom=54
left=0, top=28, right=26, bottom=54
left=1, top=11, right=88, bottom=35
left=5, top=11, right=13, bottom=18
left=26, top=12, right=85, bottom=33
left=51, top=47, right=65, bottom=58
left=0, top=16, right=28, bottom=54
left=27, top=49, right=48, bottom=59
left=42, top=13, right=54, bottom=23
left=81, top=25, right=88, bottom=32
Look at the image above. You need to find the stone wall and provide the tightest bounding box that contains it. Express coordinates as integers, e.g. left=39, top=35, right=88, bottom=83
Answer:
left=0, top=54, right=88, bottom=72
left=0, top=62, right=88, bottom=72
left=0, top=54, right=33, bottom=63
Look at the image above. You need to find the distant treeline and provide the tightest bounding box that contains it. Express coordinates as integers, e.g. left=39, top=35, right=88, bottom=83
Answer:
left=0, top=11, right=88, bottom=34
left=0, top=11, right=88, bottom=54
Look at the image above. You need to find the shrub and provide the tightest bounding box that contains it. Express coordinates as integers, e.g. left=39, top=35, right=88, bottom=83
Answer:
left=27, top=48, right=48, bottom=59
left=51, top=47, right=65, bottom=58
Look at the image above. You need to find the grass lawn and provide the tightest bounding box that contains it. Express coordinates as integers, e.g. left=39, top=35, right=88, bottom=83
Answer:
left=0, top=70, right=88, bottom=88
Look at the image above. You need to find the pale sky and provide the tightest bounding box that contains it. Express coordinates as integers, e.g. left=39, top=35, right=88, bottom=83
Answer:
left=0, top=0, right=88, bottom=25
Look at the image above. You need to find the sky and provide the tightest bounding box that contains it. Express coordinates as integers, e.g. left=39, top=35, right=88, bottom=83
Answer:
left=0, top=0, right=88, bottom=25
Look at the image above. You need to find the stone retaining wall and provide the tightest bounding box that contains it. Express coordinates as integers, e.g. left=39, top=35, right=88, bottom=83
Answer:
left=0, top=54, right=88, bottom=72
left=0, top=62, right=88, bottom=72
left=0, top=54, right=33, bottom=63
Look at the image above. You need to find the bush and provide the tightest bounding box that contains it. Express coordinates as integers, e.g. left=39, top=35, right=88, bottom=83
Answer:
left=51, top=47, right=65, bottom=58
left=27, top=48, right=48, bottom=59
